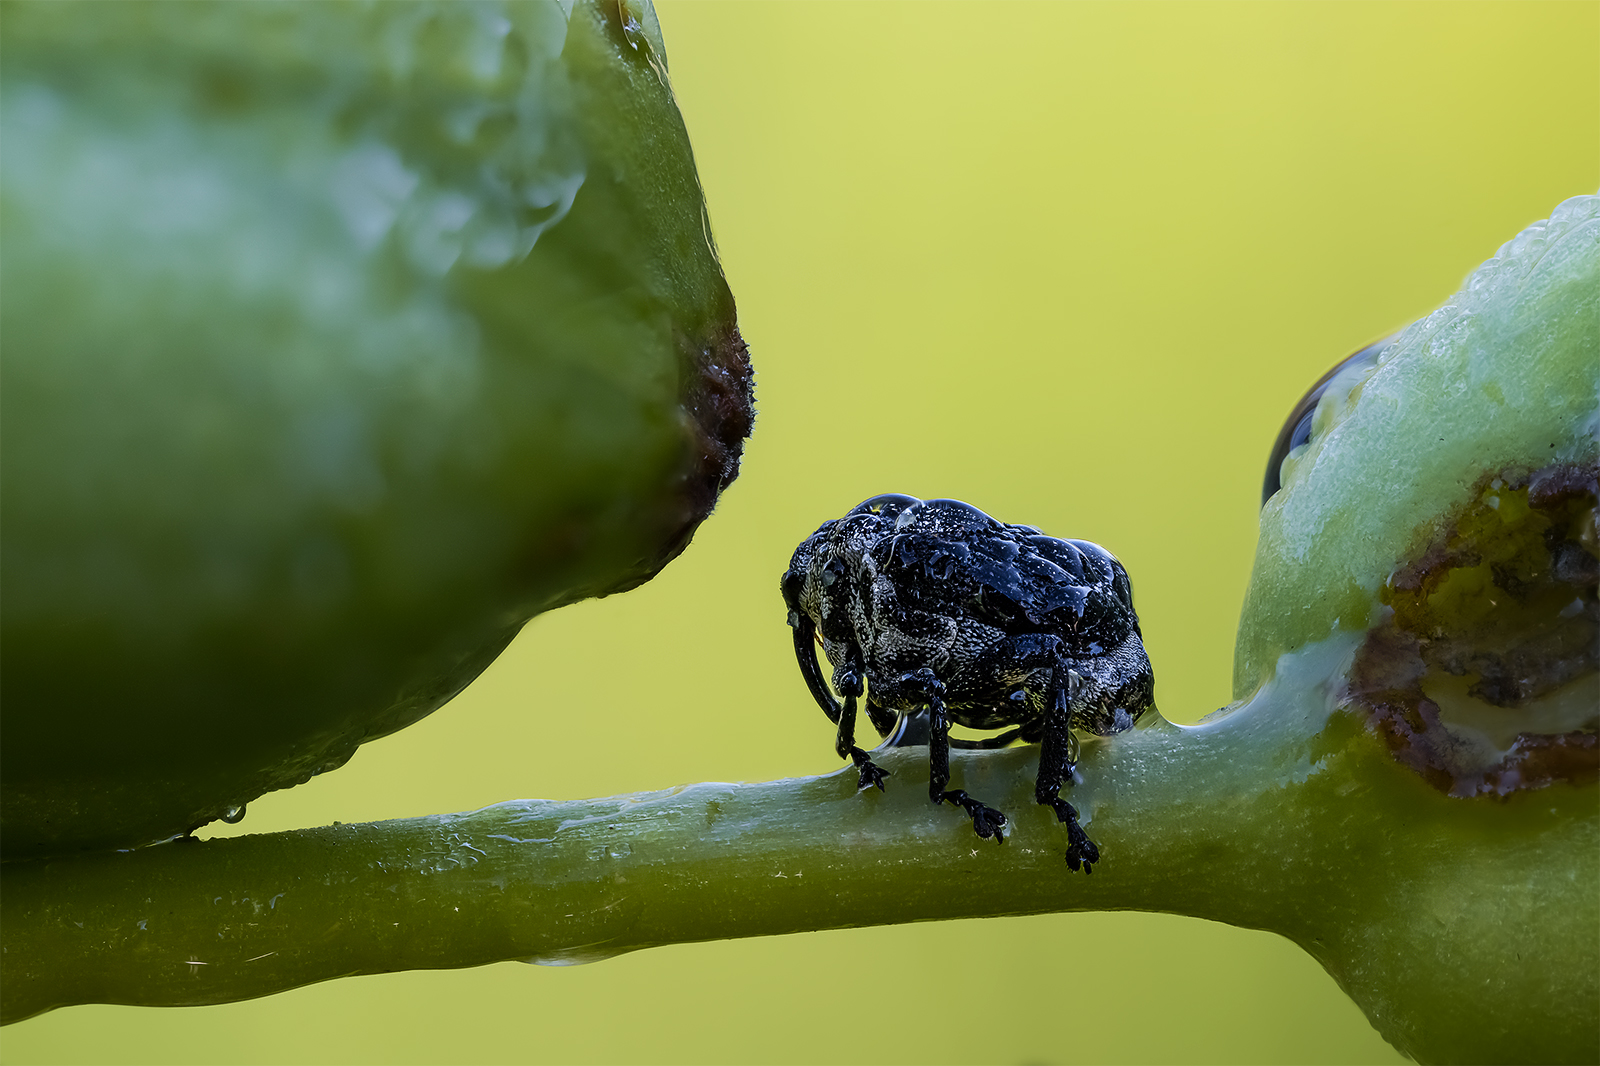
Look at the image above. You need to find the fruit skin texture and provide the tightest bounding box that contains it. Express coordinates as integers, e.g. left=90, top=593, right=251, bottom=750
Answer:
left=1235, top=193, right=1598, bottom=697
left=1230, top=194, right=1598, bottom=1064
left=0, top=0, right=753, bottom=856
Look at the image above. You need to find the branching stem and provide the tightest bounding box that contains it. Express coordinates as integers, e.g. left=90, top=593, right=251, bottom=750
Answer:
left=3, top=633, right=1595, bottom=1066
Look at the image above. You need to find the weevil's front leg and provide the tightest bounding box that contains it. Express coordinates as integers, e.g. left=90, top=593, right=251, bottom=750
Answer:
left=901, top=669, right=1006, bottom=842
left=833, top=668, right=889, bottom=791
left=1036, top=667, right=1099, bottom=873
left=791, top=615, right=888, bottom=789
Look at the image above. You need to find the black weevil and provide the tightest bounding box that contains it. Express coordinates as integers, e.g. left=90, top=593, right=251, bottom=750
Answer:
left=781, top=494, right=1155, bottom=872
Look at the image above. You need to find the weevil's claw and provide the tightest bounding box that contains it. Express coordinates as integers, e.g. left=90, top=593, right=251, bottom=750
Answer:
left=974, top=805, right=1007, bottom=842
left=1064, top=819, right=1100, bottom=873
left=1044, top=795, right=1099, bottom=872
left=856, top=760, right=890, bottom=791
left=845, top=747, right=890, bottom=791
left=938, top=789, right=1008, bottom=842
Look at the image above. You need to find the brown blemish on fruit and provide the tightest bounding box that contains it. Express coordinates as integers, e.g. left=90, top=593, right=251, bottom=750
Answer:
left=1344, top=462, right=1598, bottom=796
left=680, top=322, right=755, bottom=511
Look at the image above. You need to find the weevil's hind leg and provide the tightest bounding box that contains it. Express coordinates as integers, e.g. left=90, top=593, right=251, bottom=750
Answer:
left=908, top=670, right=1007, bottom=842
left=949, top=727, right=1025, bottom=750
left=833, top=669, right=889, bottom=791
left=1036, top=668, right=1100, bottom=873
left=881, top=708, right=929, bottom=748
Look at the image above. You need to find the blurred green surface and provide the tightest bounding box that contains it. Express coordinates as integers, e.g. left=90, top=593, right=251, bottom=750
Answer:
left=4, top=1, right=1596, bottom=1063
left=0, top=0, right=744, bottom=854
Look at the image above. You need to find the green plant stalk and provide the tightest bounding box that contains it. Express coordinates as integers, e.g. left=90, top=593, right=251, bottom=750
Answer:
left=5, top=631, right=1595, bottom=1063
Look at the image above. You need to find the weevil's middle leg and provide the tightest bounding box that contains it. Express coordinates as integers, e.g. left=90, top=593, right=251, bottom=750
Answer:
left=1036, top=668, right=1100, bottom=873
left=910, top=670, right=1007, bottom=842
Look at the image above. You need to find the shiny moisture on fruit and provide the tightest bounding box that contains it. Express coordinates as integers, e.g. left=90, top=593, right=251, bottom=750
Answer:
left=1262, top=338, right=1392, bottom=506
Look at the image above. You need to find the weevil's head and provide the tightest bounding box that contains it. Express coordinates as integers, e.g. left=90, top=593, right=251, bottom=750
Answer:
left=781, top=521, right=832, bottom=629
left=781, top=505, right=879, bottom=638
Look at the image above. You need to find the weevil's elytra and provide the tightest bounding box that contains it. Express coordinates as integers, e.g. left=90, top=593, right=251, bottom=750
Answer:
left=781, top=494, right=1155, bottom=872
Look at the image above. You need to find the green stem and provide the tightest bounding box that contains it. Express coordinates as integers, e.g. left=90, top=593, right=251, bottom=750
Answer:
left=3, top=634, right=1595, bottom=1065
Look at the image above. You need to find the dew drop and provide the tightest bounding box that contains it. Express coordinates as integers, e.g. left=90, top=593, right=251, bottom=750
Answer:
left=220, top=805, right=247, bottom=825
left=521, top=943, right=623, bottom=967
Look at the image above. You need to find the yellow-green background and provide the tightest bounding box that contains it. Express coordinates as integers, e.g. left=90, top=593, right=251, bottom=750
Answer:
left=4, top=2, right=1596, bottom=1063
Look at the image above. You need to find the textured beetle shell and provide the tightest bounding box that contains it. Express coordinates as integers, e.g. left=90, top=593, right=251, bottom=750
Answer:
left=784, top=495, right=1153, bottom=737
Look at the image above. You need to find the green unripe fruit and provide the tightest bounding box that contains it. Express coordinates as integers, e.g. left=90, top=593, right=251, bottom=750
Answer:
left=1237, top=194, right=1598, bottom=696
left=1232, top=193, right=1598, bottom=1063
left=0, top=0, right=752, bottom=855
